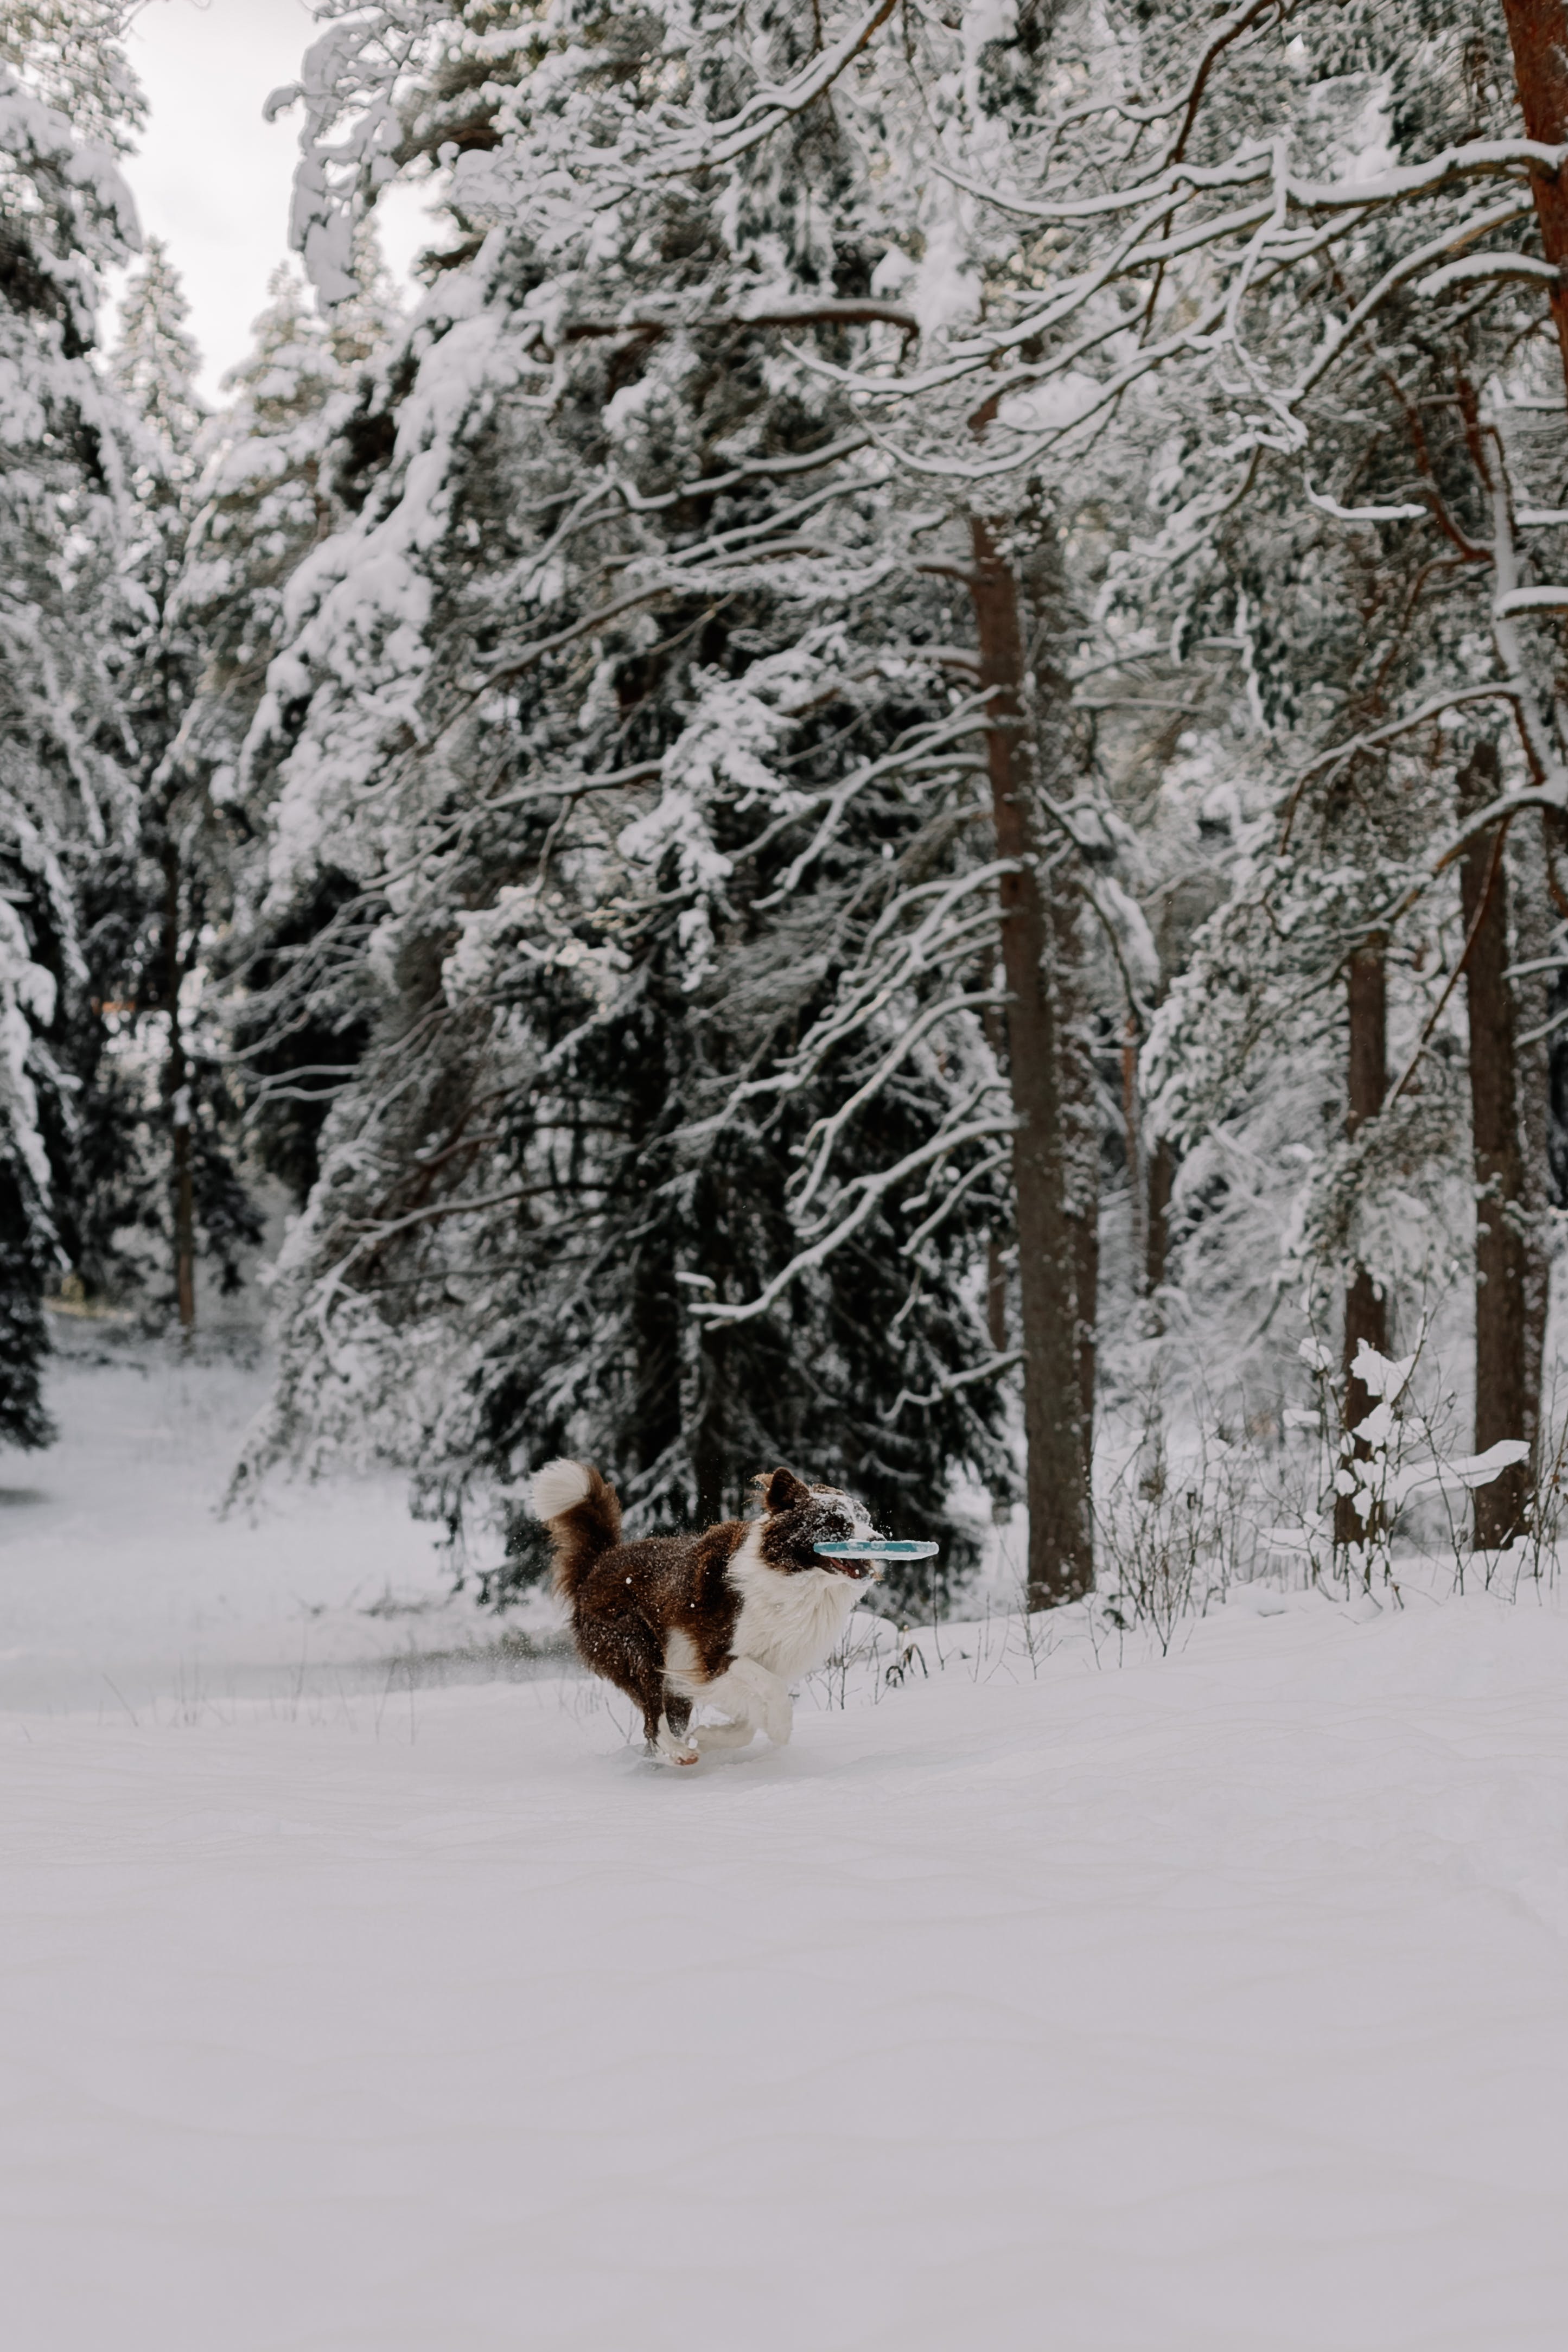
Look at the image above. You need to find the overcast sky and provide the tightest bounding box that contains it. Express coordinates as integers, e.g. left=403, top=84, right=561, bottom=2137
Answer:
left=116, top=0, right=427, bottom=400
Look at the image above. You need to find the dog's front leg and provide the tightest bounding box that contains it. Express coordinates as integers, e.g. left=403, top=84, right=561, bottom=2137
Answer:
left=688, top=1666, right=762, bottom=1745
left=692, top=1715, right=755, bottom=1754
left=721, top=1655, right=793, bottom=1747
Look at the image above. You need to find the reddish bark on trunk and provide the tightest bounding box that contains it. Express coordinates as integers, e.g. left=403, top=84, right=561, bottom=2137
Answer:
left=1501, top=0, right=1568, bottom=394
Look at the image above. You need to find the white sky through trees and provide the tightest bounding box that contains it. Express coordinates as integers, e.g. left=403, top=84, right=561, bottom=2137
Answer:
left=116, top=0, right=426, bottom=397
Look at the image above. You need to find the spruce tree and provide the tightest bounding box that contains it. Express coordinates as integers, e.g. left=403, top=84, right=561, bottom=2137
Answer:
left=0, top=3, right=144, bottom=1433
left=230, top=0, right=1023, bottom=1599
left=72, top=239, right=266, bottom=1328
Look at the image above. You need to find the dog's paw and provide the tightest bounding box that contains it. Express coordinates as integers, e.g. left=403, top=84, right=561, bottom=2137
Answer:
left=764, top=1697, right=794, bottom=1747
left=651, top=1724, right=699, bottom=1767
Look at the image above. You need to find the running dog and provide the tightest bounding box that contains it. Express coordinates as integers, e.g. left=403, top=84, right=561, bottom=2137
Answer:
left=531, top=1459, right=879, bottom=1763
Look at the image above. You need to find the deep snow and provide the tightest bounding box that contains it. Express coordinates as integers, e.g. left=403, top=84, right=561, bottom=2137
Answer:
left=3, top=1337, right=1566, bottom=2349
left=0, top=1326, right=505, bottom=1713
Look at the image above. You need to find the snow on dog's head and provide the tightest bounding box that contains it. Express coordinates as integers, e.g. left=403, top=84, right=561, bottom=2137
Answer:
left=751, top=1467, right=878, bottom=1577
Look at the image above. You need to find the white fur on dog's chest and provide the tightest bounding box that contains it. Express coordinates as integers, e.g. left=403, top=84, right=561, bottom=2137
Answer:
left=725, top=1525, right=860, bottom=1679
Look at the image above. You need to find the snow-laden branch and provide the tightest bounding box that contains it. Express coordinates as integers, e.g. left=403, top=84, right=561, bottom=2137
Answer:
left=1278, top=680, right=1533, bottom=844
left=643, top=0, right=900, bottom=175
left=564, top=298, right=917, bottom=340
left=1416, top=251, right=1562, bottom=296
left=1303, top=483, right=1430, bottom=524
left=1495, top=585, right=1568, bottom=615
left=689, top=1112, right=1015, bottom=1332
left=934, top=131, right=1567, bottom=232
left=613, top=434, right=872, bottom=515
left=342, top=1182, right=559, bottom=1249
left=709, top=863, right=1020, bottom=1132
left=899, top=1148, right=1012, bottom=1256
left=750, top=698, right=994, bottom=904
left=882, top=1348, right=1024, bottom=1426
left=899, top=192, right=1531, bottom=485
left=791, top=990, right=1007, bottom=1216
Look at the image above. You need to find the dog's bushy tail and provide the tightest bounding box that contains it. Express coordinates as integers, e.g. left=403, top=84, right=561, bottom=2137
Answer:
left=531, top=1459, right=622, bottom=1602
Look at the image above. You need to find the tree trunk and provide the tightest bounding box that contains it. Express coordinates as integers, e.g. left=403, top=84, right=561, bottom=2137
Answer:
left=162, top=846, right=196, bottom=1334
left=1501, top=0, right=1568, bottom=396
left=691, top=1327, right=728, bottom=1527
left=1490, top=9, right=1567, bottom=1518
left=1457, top=743, right=1532, bottom=1545
left=1073, top=1170, right=1098, bottom=1462
left=1145, top=1133, right=1174, bottom=1310
left=981, top=996, right=1010, bottom=1358
left=1511, top=811, right=1555, bottom=1468
left=1121, top=1021, right=1144, bottom=1274
left=970, top=516, right=1092, bottom=1604
left=985, top=1237, right=1008, bottom=1355
left=1054, top=878, right=1100, bottom=1486
left=1334, top=940, right=1389, bottom=1547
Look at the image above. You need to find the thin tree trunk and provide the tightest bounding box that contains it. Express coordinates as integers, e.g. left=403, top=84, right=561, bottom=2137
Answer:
left=985, top=1238, right=1008, bottom=1355
left=1054, top=880, right=1100, bottom=1485
left=1073, top=1169, right=1098, bottom=1461
left=1121, top=1020, right=1144, bottom=1274
left=1501, top=1, right=1568, bottom=394
left=691, top=1326, right=728, bottom=1527
left=981, top=996, right=1010, bottom=1358
left=162, top=845, right=196, bottom=1334
left=1512, top=812, right=1554, bottom=1468
left=1457, top=743, right=1532, bottom=1544
left=1334, top=940, right=1389, bottom=1548
left=1145, top=1133, right=1174, bottom=1307
left=970, top=516, right=1092, bottom=1604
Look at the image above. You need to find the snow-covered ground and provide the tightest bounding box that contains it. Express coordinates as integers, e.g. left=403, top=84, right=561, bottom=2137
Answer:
left=0, top=1325, right=512, bottom=1714
left=4, top=1337, right=1566, bottom=2349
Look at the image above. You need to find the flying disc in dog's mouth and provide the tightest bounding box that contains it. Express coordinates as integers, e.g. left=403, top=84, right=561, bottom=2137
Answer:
left=814, top=1538, right=939, bottom=1580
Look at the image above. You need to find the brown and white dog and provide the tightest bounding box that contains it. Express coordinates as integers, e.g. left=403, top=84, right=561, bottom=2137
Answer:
left=531, top=1459, right=879, bottom=1764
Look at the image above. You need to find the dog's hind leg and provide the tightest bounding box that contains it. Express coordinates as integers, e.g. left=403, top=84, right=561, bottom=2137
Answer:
left=578, top=1619, right=697, bottom=1764
left=653, top=1691, right=699, bottom=1767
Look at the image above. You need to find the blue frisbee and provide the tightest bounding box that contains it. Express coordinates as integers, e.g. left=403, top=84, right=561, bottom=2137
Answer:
left=814, top=1539, right=940, bottom=1560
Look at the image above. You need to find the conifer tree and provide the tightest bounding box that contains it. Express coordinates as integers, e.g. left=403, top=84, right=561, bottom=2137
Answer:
left=0, top=2, right=143, bottom=1433
left=112, top=235, right=203, bottom=456
left=230, top=0, right=1024, bottom=1598
left=91, top=238, right=268, bottom=1328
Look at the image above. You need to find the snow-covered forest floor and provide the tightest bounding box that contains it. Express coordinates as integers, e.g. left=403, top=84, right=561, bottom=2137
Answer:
left=0, top=1324, right=511, bottom=1716
left=5, top=1336, right=1566, bottom=2349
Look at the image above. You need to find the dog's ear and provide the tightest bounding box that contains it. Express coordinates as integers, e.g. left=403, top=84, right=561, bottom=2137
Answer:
left=755, top=1465, right=811, bottom=1515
